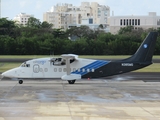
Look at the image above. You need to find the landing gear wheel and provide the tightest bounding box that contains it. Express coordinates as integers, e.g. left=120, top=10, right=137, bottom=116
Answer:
left=19, top=80, right=23, bottom=84
left=68, top=80, right=76, bottom=84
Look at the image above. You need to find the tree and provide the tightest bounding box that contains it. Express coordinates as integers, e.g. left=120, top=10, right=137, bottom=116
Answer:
left=41, top=21, right=53, bottom=29
left=66, top=25, right=104, bottom=40
left=0, top=18, right=16, bottom=35
left=26, top=17, right=41, bottom=28
left=99, top=24, right=103, bottom=29
left=118, top=26, right=134, bottom=34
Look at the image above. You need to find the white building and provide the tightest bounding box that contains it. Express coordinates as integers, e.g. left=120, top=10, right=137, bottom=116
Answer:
left=110, top=12, right=160, bottom=34
left=13, top=13, right=34, bottom=26
left=43, top=2, right=110, bottom=30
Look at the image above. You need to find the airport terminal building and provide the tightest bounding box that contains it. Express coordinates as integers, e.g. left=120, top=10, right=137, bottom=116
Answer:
left=109, top=12, right=160, bottom=34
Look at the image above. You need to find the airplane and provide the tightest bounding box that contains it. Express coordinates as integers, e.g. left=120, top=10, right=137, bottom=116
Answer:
left=1, top=32, right=158, bottom=84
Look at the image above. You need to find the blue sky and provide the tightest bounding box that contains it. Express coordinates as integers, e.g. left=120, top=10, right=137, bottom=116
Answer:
left=1, top=0, right=160, bottom=22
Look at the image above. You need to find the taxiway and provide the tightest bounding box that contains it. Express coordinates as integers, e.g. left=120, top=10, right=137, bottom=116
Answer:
left=0, top=73, right=160, bottom=120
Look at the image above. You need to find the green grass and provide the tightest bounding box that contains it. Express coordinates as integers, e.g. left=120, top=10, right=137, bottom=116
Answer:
left=81, top=55, right=160, bottom=59
left=0, top=55, right=50, bottom=59
left=134, top=63, right=160, bottom=72
left=0, top=63, right=21, bottom=72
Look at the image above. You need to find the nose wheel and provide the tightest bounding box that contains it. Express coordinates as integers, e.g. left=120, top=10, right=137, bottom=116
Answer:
left=19, top=80, right=23, bottom=84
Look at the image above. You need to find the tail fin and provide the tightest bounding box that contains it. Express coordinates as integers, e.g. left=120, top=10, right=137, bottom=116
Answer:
left=124, top=32, right=158, bottom=62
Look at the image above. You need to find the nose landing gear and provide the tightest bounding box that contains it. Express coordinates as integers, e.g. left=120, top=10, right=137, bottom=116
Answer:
left=19, top=80, right=23, bottom=84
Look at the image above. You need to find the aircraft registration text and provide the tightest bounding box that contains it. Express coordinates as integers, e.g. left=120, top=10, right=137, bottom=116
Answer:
left=121, top=63, right=133, bottom=66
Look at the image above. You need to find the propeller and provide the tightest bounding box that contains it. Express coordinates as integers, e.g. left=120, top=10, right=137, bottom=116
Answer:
left=0, top=74, right=4, bottom=81
left=49, top=51, right=55, bottom=66
left=0, top=63, right=5, bottom=81
left=49, top=58, right=55, bottom=65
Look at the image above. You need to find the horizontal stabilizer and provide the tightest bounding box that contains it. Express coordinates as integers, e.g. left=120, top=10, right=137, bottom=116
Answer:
left=61, top=74, right=81, bottom=80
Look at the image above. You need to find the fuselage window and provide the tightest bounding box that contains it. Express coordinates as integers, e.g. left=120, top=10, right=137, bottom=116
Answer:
left=59, top=68, right=62, bottom=72
left=63, top=68, right=66, bottom=72
left=82, top=69, right=85, bottom=72
left=40, top=68, right=43, bottom=72
left=44, top=68, right=48, bottom=72
left=92, top=69, right=95, bottom=72
left=73, top=68, right=76, bottom=72
left=54, top=68, right=57, bottom=72
left=78, top=68, right=81, bottom=72
left=87, top=69, right=90, bottom=72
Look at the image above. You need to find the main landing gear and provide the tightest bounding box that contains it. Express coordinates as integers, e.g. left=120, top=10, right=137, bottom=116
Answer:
left=19, top=80, right=23, bottom=84
left=68, top=80, right=76, bottom=84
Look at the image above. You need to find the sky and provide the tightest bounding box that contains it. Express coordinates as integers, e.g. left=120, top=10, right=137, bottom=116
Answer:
left=1, top=0, right=160, bottom=22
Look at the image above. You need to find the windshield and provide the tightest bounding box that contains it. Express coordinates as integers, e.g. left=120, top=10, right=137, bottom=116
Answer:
left=21, top=62, right=30, bottom=67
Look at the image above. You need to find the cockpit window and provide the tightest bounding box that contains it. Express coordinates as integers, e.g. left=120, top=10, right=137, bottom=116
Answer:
left=21, top=62, right=30, bottom=67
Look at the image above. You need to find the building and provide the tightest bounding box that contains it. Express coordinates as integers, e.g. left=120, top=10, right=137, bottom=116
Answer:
left=110, top=12, right=160, bottom=34
left=13, top=13, right=34, bottom=26
left=43, top=2, right=110, bottom=30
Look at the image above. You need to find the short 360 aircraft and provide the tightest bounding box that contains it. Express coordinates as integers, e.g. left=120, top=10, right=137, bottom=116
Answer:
left=1, top=32, right=158, bottom=84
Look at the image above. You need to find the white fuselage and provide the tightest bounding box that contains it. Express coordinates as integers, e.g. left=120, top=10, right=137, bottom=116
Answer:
left=2, top=57, right=96, bottom=79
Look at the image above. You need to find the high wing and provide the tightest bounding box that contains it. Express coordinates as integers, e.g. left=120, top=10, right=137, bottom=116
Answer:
left=61, top=54, right=81, bottom=84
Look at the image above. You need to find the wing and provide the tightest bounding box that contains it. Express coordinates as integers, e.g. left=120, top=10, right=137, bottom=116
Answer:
left=61, top=54, right=81, bottom=80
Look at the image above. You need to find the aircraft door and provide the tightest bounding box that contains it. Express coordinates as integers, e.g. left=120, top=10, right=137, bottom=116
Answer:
left=32, top=64, right=44, bottom=78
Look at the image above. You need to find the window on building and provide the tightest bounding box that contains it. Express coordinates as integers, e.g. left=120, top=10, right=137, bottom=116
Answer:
left=89, top=18, right=93, bottom=24
left=157, top=19, right=160, bottom=25
left=120, top=19, right=122, bottom=25
left=138, top=19, right=140, bottom=25
left=124, top=19, right=125, bottom=25
left=129, top=19, right=131, bottom=25
left=127, top=19, right=128, bottom=26
left=132, top=19, right=134, bottom=25
left=135, top=19, right=137, bottom=25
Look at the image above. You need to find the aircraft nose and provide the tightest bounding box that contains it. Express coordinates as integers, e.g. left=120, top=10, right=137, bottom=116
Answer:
left=1, top=69, right=17, bottom=78
left=1, top=71, right=10, bottom=78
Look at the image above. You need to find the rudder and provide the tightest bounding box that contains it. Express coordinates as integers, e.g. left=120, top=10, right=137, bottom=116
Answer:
left=124, top=32, right=158, bottom=62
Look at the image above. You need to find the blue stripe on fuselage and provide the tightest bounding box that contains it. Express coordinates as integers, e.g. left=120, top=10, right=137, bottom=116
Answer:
left=72, top=60, right=110, bottom=75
